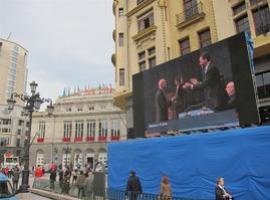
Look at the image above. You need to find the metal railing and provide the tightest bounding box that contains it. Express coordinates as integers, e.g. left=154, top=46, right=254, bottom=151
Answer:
left=256, top=23, right=270, bottom=35
left=107, top=189, right=201, bottom=200
left=176, top=2, right=204, bottom=25
left=32, top=179, right=206, bottom=200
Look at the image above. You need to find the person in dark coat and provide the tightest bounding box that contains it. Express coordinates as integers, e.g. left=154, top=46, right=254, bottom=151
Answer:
left=59, top=169, right=64, bottom=192
left=171, top=75, right=188, bottom=118
left=12, top=166, right=20, bottom=192
left=189, top=52, right=227, bottom=111
left=50, top=168, right=57, bottom=190
left=215, top=177, right=233, bottom=200
left=125, top=170, right=142, bottom=200
left=155, top=79, right=170, bottom=122
left=225, top=81, right=236, bottom=109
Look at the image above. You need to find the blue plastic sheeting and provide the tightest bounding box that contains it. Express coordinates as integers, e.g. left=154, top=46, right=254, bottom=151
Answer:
left=108, top=126, right=270, bottom=200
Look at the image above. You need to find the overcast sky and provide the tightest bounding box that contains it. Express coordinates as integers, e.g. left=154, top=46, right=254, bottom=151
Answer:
left=0, top=0, right=114, bottom=102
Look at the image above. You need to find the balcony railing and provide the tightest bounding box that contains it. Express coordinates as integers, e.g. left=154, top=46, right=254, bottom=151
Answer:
left=256, top=23, right=270, bottom=35
left=176, top=2, right=205, bottom=29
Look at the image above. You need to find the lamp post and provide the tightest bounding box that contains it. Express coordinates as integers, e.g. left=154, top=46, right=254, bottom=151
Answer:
left=7, top=81, right=54, bottom=193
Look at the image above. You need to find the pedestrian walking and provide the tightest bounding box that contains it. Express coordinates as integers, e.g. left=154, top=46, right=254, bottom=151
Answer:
left=50, top=168, right=57, bottom=190
left=72, top=169, right=78, bottom=185
left=62, top=167, right=71, bottom=194
left=12, top=166, right=20, bottom=192
left=84, top=171, right=94, bottom=200
left=125, top=170, right=143, bottom=200
left=159, top=176, right=172, bottom=200
left=59, top=169, right=64, bottom=192
left=76, top=171, right=86, bottom=198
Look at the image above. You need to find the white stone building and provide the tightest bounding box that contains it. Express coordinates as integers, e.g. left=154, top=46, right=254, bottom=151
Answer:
left=29, top=87, right=127, bottom=170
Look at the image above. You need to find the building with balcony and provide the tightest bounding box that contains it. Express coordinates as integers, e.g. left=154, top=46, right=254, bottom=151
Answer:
left=0, top=38, right=29, bottom=159
left=29, top=86, right=127, bottom=169
left=112, top=0, right=270, bottom=137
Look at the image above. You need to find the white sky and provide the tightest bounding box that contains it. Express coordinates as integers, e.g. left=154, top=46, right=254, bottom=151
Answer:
left=0, top=0, right=115, bottom=103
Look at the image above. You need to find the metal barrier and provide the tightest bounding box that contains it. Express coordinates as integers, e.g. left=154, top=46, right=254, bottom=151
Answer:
left=107, top=189, right=203, bottom=200
left=32, top=179, right=206, bottom=200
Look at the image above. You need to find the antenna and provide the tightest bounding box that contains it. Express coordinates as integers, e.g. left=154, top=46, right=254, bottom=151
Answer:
left=7, top=32, right=12, bottom=40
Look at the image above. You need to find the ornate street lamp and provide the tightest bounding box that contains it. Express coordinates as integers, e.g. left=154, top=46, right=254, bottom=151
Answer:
left=7, top=81, right=54, bottom=193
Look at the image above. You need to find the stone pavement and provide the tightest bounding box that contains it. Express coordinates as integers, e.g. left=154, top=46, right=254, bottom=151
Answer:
left=16, top=192, right=52, bottom=200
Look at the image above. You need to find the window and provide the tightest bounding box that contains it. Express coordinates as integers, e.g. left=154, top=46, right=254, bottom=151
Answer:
left=198, top=28, right=212, bottom=48
left=119, top=33, right=124, bottom=46
left=16, top=139, right=20, bottom=147
left=77, top=107, right=83, bottom=112
left=63, top=121, right=72, bottom=138
left=232, top=1, right=246, bottom=15
left=38, top=121, right=46, bottom=138
left=137, top=0, right=144, bottom=5
left=87, top=120, right=96, bottom=137
left=235, top=15, right=250, bottom=34
left=148, top=57, right=156, bottom=68
left=138, top=11, right=154, bottom=31
left=139, top=61, right=146, bottom=72
left=256, top=71, right=270, bottom=99
left=119, top=8, right=124, bottom=16
left=111, top=120, right=120, bottom=137
left=99, top=120, right=108, bottom=137
left=138, top=51, right=146, bottom=60
left=184, top=0, right=199, bottom=18
left=17, top=129, right=22, bottom=135
left=250, top=0, right=261, bottom=5
left=253, top=6, right=270, bottom=35
left=75, top=121, right=84, bottom=138
left=148, top=47, right=156, bottom=56
left=138, top=46, right=156, bottom=71
left=179, top=38, right=190, bottom=56
left=119, top=69, right=125, bottom=86
left=2, top=119, right=11, bottom=125
left=89, top=106, right=95, bottom=111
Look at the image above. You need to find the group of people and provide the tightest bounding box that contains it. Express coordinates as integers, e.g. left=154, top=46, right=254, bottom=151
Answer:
left=126, top=170, right=233, bottom=200
left=0, top=165, right=21, bottom=192
left=49, top=165, right=94, bottom=199
left=155, top=52, right=236, bottom=123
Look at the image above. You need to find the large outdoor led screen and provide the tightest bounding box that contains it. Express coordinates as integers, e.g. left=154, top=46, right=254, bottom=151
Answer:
left=133, top=33, right=260, bottom=138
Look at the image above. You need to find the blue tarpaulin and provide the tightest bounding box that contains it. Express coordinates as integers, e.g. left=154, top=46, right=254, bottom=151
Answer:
left=108, top=126, right=270, bottom=200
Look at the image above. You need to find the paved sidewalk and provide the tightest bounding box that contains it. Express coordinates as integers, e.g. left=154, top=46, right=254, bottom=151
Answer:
left=16, top=192, right=52, bottom=200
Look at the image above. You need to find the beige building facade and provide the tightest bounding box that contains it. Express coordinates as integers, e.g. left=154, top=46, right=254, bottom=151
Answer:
left=112, top=0, right=270, bottom=135
left=30, top=87, right=127, bottom=170
left=0, top=39, right=28, bottom=157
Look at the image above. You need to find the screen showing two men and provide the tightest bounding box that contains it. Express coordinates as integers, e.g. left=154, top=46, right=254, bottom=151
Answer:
left=133, top=33, right=260, bottom=137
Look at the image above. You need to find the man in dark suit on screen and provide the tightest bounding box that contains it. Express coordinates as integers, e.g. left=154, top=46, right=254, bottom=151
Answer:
left=155, top=79, right=169, bottom=122
left=187, top=52, right=226, bottom=111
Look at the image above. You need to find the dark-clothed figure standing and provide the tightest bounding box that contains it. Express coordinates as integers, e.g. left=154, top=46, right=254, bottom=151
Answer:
left=62, top=167, right=71, bottom=194
left=225, top=81, right=236, bottom=109
left=59, top=169, right=64, bottom=191
left=215, top=177, right=233, bottom=200
left=155, top=79, right=170, bottom=122
left=76, top=171, right=86, bottom=198
left=12, top=166, right=20, bottom=192
left=84, top=172, right=94, bottom=200
left=189, top=52, right=226, bottom=111
left=125, top=170, right=142, bottom=200
left=50, top=168, right=57, bottom=190
left=171, top=76, right=188, bottom=118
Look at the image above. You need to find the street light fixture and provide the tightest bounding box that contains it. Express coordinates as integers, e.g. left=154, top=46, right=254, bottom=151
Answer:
left=29, top=81, right=38, bottom=94
left=6, top=81, right=54, bottom=193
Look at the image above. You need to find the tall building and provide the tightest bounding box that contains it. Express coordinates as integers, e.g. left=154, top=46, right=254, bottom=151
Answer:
left=30, top=87, right=127, bottom=170
left=0, top=38, right=29, bottom=158
left=112, top=0, right=270, bottom=135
